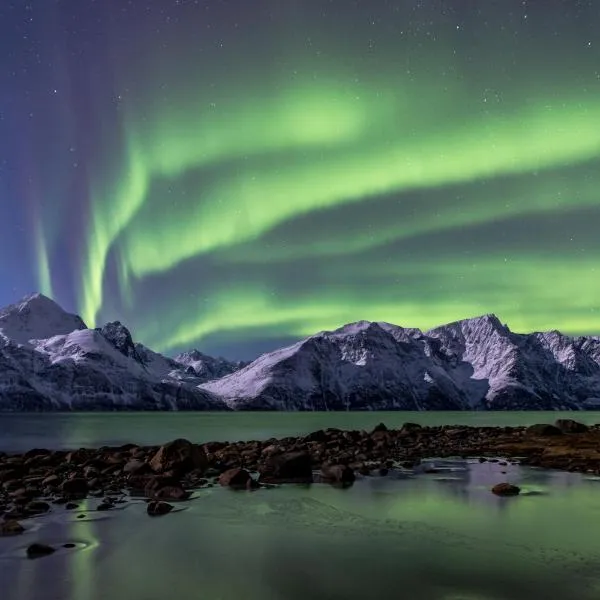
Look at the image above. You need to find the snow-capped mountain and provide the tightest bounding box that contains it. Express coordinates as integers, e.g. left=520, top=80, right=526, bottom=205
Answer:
left=2, top=293, right=600, bottom=411
left=0, top=294, right=226, bottom=411
left=174, top=349, right=247, bottom=381
left=201, top=316, right=600, bottom=410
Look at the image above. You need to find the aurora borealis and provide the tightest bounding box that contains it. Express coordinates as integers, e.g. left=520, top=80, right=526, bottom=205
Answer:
left=1, top=0, right=599, bottom=359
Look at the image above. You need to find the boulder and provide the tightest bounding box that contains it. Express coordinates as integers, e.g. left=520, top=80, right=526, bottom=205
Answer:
left=61, top=478, right=89, bottom=498
left=554, top=419, right=589, bottom=434
left=525, top=424, right=562, bottom=436
left=258, top=451, right=313, bottom=484
left=27, top=543, right=56, bottom=559
left=153, top=486, right=191, bottom=501
left=218, top=468, right=253, bottom=489
left=147, top=501, right=174, bottom=517
left=123, top=459, right=152, bottom=475
left=319, top=464, right=355, bottom=485
left=149, top=439, right=207, bottom=475
left=0, top=520, right=24, bottom=536
left=491, top=483, right=521, bottom=496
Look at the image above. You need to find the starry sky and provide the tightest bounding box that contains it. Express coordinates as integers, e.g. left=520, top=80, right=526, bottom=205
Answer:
left=1, top=0, right=599, bottom=359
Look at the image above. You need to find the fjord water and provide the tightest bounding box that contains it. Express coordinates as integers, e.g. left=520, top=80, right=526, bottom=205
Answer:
left=1, top=412, right=600, bottom=600
left=3, top=411, right=600, bottom=453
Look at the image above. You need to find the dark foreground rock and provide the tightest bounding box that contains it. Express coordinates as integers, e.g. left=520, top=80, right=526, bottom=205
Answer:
left=491, top=483, right=521, bottom=496
left=27, top=543, right=55, bottom=559
left=147, top=501, right=174, bottom=517
left=1, top=420, right=599, bottom=524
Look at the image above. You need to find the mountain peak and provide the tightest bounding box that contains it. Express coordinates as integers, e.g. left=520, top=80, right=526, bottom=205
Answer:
left=0, top=292, right=87, bottom=345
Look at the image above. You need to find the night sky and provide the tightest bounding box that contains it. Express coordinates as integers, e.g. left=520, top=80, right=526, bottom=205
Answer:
left=1, top=0, right=599, bottom=359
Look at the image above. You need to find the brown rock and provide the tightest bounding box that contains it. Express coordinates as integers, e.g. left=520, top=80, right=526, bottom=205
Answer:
left=320, top=464, right=355, bottom=485
left=153, top=486, right=190, bottom=501
left=526, top=424, right=562, bottom=436
left=259, top=451, right=313, bottom=484
left=123, top=459, right=152, bottom=475
left=491, top=483, right=521, bottom=496
left=61, top=478, right=89, bottom=498
left=219, top=468, right=252, bottom=489
left=149, top=439, right=207, bottom=476
left=554, top=419, right=589, bottom=434
left=0, top=519, right=25, bottom=536
left=41, top=474, right=60, bottom=487
left=147, top=501, right=174, bottom=517
left=25, top=501, right=50, bottom=514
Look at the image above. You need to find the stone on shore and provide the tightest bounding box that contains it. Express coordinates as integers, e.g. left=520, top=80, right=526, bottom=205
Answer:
left=149, top=439, right=207, bottom=476
left=554, top=419, right=589, bottom=434
left=525, top=424, right=562, bottom=436
left=259, top=451, right=313, bottom=484
left=319, top=464, right=356, bottom=485
left=0, top=519, right=25, bottom=536
left=491, top=483, right=521, bottom=496
left=27, top=543, right=56, bottom=559
left=153, top=485, right=191, bottom=501
left=218, top=467, right=253, bottom=489
left=147, top=501, right=174, bottom=517
left=61, top=478, right=89, bottom=498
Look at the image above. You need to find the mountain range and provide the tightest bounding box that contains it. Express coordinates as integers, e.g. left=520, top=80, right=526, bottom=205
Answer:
left=1, top=293, right=600, bottom=411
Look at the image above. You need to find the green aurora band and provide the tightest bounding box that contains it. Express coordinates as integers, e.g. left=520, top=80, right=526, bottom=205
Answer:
left=54, top=4, right=600, bottom=356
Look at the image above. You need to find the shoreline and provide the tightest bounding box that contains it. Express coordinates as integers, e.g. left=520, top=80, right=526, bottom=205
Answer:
left=1, top=419, right=599, bottom=532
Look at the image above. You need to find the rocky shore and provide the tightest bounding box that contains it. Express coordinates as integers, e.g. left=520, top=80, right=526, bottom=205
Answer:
left=1, top=419, right=599, bottom=539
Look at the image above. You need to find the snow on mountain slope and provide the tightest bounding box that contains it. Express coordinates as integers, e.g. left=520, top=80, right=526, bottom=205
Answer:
left=202, top=315, right=600, bottom=411
left=174, top=349, right=246, bottom=382
left=201, top=321, right=470, bottom=410
left=0, top=296, right=226, bottom=411
left=0, top=293, right=86, bottom=345
left=2, top=293, right=600, bottom=411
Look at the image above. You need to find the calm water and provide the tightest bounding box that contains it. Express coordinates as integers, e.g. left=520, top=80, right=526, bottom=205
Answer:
left=1, top=412, right=600, bottom=600
left=2, top=411, right=600, bottom=452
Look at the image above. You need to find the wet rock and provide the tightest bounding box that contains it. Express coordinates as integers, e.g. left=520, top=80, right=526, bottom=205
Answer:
left=554, top=419, right=589, bottom=434
left=25, top=501, right=50, bottom=514
left=400, top=422, right=422, bottom=434
left=41, top=474, right=60, bottom=487
left=142, top=475, right=178, bottom=497
left=123, top=459, right=152, bottom=475
left=61, top=478, right=89, bottom=498
left=153, top=486, right=190, bottom=501
left=0, top=519, right=25, bottom=536
left=218, top=468, right=252, bottom=489
left=147, top=501, right=174, bottom=517
left=526, top=424, right=562, bottom=436
left=149, top=439, right=207, bottom=476
left=258, top=451, right=313, bottom=484
left=65, top=449, right=89, bottom=464
left=319, top=464, right=355, bottom=485
left=491, top=483, right=521, bottom=496
left=96, top=502, right=113, bottom=511
left=65, top=502, right=79, bottom=510
left=27, top=543, right=56, bottom=559
left=372, top=423, right=388, bottom=433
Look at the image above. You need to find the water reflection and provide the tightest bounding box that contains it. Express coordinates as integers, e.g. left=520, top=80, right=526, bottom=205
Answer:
left=1, top=461, right=599, bottom=600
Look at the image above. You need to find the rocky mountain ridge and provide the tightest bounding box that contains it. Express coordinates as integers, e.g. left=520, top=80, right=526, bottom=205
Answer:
left=1, top=293, right=600, bottom=411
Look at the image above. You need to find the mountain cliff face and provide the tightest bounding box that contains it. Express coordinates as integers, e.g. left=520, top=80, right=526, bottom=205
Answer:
left=2, top=293, right=600, bottom=411
left=0, top=294, right=227, bottom=411
left=174, top=349, right=247, bottom=381
left=201, top=316, right=600, bottom=411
